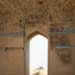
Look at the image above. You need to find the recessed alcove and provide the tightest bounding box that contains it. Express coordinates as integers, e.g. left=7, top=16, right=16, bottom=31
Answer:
left=26, top=31, right=48, bottom=75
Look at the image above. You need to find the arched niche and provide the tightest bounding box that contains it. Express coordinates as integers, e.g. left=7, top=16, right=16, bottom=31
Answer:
left=25, top=31, right=49, bottom=75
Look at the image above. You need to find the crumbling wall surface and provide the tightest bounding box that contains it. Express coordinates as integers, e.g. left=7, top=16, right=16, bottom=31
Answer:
left=0, top=0, right=74, bottom=75
left=0, top=48, right=24, bottom=75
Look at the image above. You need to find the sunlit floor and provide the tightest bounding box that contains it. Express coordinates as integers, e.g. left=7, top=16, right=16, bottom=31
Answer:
left=29, top=35, right=48, bottom=75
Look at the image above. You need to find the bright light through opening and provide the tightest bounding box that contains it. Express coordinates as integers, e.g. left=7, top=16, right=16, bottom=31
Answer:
left=30, top=34, right=48, bottom=75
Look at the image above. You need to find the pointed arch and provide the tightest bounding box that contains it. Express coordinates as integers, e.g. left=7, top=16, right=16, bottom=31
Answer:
left=27, top=31, right=48, bottom=41
left=25, top=31, right=48, bottom=75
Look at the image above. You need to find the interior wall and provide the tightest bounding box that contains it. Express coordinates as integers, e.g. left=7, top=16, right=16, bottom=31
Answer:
left=0, top=0, right=74, bottom=75
left=0, top=23, right=74, bottom=75
left=0, top=48, right=24, bottom=75
left=0, top=24, right=25, bottom=75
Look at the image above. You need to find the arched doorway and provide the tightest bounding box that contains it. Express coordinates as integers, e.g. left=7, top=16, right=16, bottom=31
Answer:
left=29, top=34, right=48, bottom=75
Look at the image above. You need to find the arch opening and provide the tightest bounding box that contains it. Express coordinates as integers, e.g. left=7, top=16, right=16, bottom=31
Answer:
left=29, top=34, right=48, bottom=75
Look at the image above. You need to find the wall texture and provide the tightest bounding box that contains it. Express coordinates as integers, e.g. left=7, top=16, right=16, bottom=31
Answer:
left=0, top=0, right=74, bottom=75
